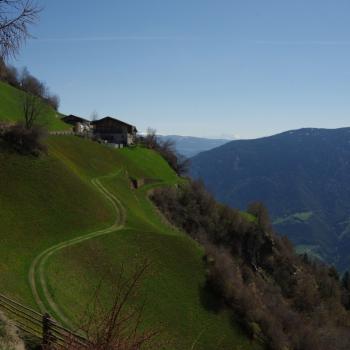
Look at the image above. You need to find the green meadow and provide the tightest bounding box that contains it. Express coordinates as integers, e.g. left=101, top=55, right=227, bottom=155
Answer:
left=0, top=135, right=259, bottom=350
left=0, top=82, right=259, bottom=349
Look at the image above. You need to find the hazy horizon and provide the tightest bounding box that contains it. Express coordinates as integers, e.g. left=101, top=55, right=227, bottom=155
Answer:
left=148, top=125, right=350, bottom=140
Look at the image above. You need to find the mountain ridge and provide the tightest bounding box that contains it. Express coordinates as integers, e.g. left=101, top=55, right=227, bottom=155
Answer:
left=190, top=126, right=350, bottom=271
left=158, top=134, right=231, bottom=157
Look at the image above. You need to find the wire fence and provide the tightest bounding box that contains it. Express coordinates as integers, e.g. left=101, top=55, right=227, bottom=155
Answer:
left=0, top=293, right=89, bottom=349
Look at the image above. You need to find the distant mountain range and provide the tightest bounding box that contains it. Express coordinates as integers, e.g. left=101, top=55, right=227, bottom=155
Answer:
left=190, top=127, right=350, bottom=271
left=158, top=135, right=231, bottom=158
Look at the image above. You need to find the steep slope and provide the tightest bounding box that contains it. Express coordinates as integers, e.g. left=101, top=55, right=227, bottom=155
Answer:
left=190, top=127, right=350, bottom=271
left=158, top=135, right=230, bottom=157
left=0, top=136, right=258, bottom=350
left=0, top=81, right=69, bottom=131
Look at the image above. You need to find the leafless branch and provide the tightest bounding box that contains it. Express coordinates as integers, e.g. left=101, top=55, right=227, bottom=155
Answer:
left=65, top=260, right=166, bottom=350
left=22, top=92, right=42, bottom=129
left=0, top=0, right=41, bottom=58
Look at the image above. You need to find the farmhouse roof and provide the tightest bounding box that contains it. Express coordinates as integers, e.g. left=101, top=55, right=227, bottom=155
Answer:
left=62, top=115, right=90, bottom=124
left=92, top=116, right=138, bottom=132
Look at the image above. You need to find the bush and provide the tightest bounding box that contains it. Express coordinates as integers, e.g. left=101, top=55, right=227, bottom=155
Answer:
left=1, top=123, right=47, bottom=156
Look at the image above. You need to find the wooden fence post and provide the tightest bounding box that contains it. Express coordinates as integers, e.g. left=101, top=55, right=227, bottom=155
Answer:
left=42, top=313, right=52, bottom=349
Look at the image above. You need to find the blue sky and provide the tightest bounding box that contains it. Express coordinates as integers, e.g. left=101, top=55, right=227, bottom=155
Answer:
left=9, top=0, right=350, bottom=138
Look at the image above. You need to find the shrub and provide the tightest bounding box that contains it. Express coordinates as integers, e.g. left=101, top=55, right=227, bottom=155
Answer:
left=1, top=123, right=47, bottom=156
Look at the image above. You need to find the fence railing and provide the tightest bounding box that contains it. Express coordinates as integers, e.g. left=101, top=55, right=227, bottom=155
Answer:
left=49, top=131, right=74, bottom=136
left=0, top=293, right=89, bottom=349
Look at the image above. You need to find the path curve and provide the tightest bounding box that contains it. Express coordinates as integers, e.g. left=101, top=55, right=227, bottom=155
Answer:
left=28, top=175, right=126, bottom=327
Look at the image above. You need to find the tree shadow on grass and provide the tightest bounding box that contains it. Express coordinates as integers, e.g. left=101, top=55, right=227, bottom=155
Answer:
left=199, top=282, right=252, bottom=341
left=198, top=281, right=225, bottom=314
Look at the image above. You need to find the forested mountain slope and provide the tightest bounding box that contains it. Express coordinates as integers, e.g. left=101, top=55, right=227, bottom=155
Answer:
left=190, top=127, right=350, bottom=271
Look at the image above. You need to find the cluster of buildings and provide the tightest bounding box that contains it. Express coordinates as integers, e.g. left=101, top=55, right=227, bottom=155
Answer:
left=62, top=115, right=138, bottom=147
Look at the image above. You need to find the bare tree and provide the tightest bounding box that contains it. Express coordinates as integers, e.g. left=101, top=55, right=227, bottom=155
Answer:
left=143, top=128, right=158, bottom=149
left=0, top=55, right=6, bottom=78
left=0, top=0, right=41, bottom=59
left=66, top=261, right=165, bottom=350
left=22, top=92, right=42, bottom=129
left=46, top=93, right=59, bottom=111
left=139, top=128, right=190, bottom=175
left=20, top=66, right=45, bottom=95
left=90, top=110, right=99, bottom=121
left=4, top=63, right=18, bottom=85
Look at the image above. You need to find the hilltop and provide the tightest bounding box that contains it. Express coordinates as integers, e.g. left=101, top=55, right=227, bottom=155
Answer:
left=190, top=127, right=350, bottom=271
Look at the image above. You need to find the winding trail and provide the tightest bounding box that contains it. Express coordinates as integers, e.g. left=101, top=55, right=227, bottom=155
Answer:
left=28, top=174, right=126, bottom=327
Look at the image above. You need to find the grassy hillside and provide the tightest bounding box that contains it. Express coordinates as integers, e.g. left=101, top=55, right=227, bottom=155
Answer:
left=0, top=136, right=259, bottom=349
left=0, top=81, right=70, bottom=131
left=0, top=140, right=116, bottom=303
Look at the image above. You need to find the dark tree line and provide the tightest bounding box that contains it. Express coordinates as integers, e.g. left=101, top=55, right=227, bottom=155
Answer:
left=151, top=181, right=350, bottom=350
left=0, top=60, right=60, bottom=111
